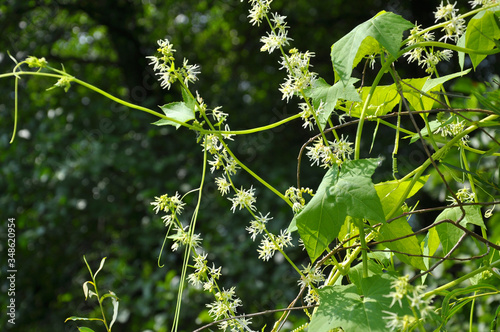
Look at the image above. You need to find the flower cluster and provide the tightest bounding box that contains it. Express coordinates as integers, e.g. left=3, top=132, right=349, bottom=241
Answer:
left=260, top=12, right=292, bottom=54
left=257, top=229, right=293, bottom=261
left=306, top=135, right=354, bottom=168
left=285, top=187, right=314, bottom=214
left=298, top=264, right=325, bottom=305
left=147, top=39, right=200, bottom=90
left=447, top=186, right=476, bottom=205
left=299, top=101, right=326, bottom=130
left=228, top=186, right=257, bottom=212
left=206, top=287, right=252, bottom=331
left=435, top=115, right=469, bottom=145
left=469, top=0, right=498, bottom=8
left=404, top=24, right=453, bottom=73
left=169, top=225, right=202, bottom=252
left=247, top=0, right=272, bottom=26
left=25, top=56, right=48, bottom=68
left=279, top=48, right=317, bottom=102
left=383, top=275, right=435, bottom=331
left=246, top=212, right=272, bottom=241
left=434, top=1, right=466, bottom=43
left=150, top=192, right=186, bottom=226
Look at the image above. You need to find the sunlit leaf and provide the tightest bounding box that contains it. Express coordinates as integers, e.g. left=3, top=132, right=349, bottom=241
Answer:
left=309, top=275, right=412, bottom=332
left=78, top=327, right=96, bottom=332
left=331, top=11, right=413, bottom=83
left=295, top=159, right=385, bottom=262
left=153, top=102, right=195, bottom=129
left=377, top=212, right=427, bottom=270
left=347, top=84, right=400, bottom=117
left=94, top=257, right=107, bottom=279
left=374, top=175, right=429, bottom=218
left=65, top=316, right=103, bottom=322
left=305, top=77, right=361, bottom=130
left=109, top=292, right=119, bottom=330
left=432, top=205, right=486, bottom=255
left=465, top=6, right=500, bottom=69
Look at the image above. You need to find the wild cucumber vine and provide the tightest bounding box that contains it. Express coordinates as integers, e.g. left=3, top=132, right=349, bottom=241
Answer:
left=3, top=0, right=500, bottom=331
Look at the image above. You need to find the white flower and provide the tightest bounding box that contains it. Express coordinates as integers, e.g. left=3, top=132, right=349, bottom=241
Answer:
left=206, top=287, right=243, bottom=320
left=278, top=49, right=317, bottom=102
left=150, top=192, right=185, bottom=215
left=447, top=187, right=476, bottom=205
left=228, top=186, right=257, bottom=212
left=385, top=275, right=410, bottom=307
left=246, top=212, right=272, bottom=241
left=247, top=0, right=272, bottom=26
left=209, top=154, right=224, bottom=173
left=156, top=70, right=176, bottom=90
left=257, top=234, right=276, bottom=261
left=298, top=264, right=325, bottom=288
left=156, top=39, right=176, bottom=58
left=260, top=30, right=292, bottom=53
left=208, top=263, right=222, bottom=280
left=224, top=155, right=240, bottom=175
left=469, top=0, right=497, bottom=9
left=181, top=58, right=201, bottom=87
left=434, top=1, right=458, bottom=22
left=215, top=175, right=231, bottom=196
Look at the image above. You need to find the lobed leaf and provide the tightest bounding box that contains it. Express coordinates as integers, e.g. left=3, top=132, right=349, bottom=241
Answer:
left=305, top=77, right=361, bottom=130
left=331, top=11, right=413, bottom=84
left=295, top=159, right=385, bottom=262
left=309, top=275, right=412, bottom=332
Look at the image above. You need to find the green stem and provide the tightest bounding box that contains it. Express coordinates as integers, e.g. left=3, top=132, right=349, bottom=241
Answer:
left=355, top=218, right=369, bottom=278
left=83, top=256, right=110, bottom=331
left=9, top=76, right=18, bottom=144
left=354, top=55, right=395, bottom=160
left=219, top=138, right=293, bottom=207
left=424, top=258, right=500, bottom=299
left=400, top=41, right=499, bottom=57
left=172, top=142, right=208, bottom=332
left=388, top=114, right=498, bottom=219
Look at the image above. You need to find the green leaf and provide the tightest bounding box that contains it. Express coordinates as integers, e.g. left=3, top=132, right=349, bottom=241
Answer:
left=305, top=77, right=361, bottom=130
left=377, top=213, right=427, bottom=270
left=421, top=69, right=472, bottom=93
left=400, top=77, right=435, bottom=112
left=309, top=275, right=412, bottom=332
left=296, top=159, right=385, bottom=262
left=181, top=87, right=196, bottom=110
left=421, top=227, right=440, bottom=271
left=78, top=327, right=96, bottom=332
left=65, top=316, right=103, bottom=322
left=432, top=205, right=486, bottom=255
left=331, top=11, right=413, bottom=84
left=457, top=33, right=466, bottom=71
left=436, top=205, right=486, bottom=229
left=465, top=6, right=500, bottom=69
left=94, top=257, right=107, bottom=279
left=153, top=102, right=195, bottom=129
left=348, top=84, right=400, bottom=117
left=374, top=175, right=429, bottom=218
left=352, top=36, right=383, bottom=70
left=408, top=120, right=442, bottom=144
left=109, top=292, right=119, bottom=330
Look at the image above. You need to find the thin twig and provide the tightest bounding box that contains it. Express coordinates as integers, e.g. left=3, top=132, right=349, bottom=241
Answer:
left=192, top=304, right=318, bottom=332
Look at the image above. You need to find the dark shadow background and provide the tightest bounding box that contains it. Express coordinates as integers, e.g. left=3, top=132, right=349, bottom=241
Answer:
left=0, top=0, right=498, bottom=331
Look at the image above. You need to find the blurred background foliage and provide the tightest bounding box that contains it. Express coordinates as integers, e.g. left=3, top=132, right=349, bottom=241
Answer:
left=0, top=0, right=498, bottom=331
